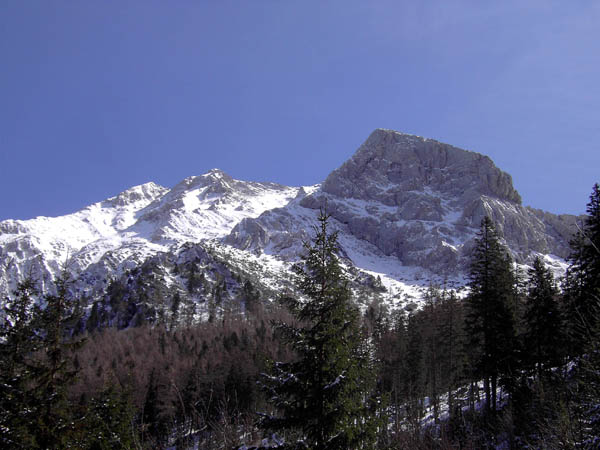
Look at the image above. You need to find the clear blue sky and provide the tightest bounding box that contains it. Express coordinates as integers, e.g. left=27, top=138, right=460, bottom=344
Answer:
left=1, top=1, right=599, bottom=220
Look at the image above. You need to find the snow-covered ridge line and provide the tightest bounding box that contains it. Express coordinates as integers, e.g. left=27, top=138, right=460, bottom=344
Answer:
left=0, top=169, right=301, bottom=296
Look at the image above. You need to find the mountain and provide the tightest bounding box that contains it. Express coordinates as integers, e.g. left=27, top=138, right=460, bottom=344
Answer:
left=0, top=170, right=298, bottom=297
left=0, top=129, right=581, bottom=322
left=227, top=129, right=576, bottom=278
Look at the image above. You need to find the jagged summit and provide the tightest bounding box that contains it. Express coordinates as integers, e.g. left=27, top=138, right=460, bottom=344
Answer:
left=107, top=181, right=169, bottom=208
left=204, top=168, right=227, bottom=177
left=323, top=128, right=521, bottom=206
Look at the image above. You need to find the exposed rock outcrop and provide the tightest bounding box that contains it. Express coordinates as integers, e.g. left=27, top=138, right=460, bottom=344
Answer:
left=321, top=129, right=521, bottom=206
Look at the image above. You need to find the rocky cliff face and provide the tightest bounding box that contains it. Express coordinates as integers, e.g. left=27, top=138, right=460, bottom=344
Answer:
left=226, top=129, right=578, bottom=278
left=321, top=129, right=521, bottom=206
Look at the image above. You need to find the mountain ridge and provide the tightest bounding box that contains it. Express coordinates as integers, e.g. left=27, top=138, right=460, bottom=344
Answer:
left=0, top=129, right=581, bottom=309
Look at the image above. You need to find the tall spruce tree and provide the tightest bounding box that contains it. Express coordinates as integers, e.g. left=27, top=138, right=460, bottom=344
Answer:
left=29, top=271, right=84, bottom=448
left=562, top=183, right=600, bottom=443
left=438, top=290, right=466, bottom=419
left=0, top=271, right=85, bottom=448
left=261, top=211, right=382, bottom=449
left=523, top=256, right=564, bottom=380
left=565, top=183, right=600, bottom=351
left=465, top=217, right=518, bottom=414
left=0, top=278, right=41, bottom=449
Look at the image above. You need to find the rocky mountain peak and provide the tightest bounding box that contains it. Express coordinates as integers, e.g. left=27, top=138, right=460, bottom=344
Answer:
left=321, top=128, right=521, bottom=206
left=204, top=168, right=229, bottom=178
left=107, top=182, right=168, bottom=208
left=171, top=169, right=233, bottom=192
left=231, top=128, right=575, bottom=281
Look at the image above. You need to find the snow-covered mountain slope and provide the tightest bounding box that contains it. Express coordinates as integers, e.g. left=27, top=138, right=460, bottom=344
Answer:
left=0, top=169, right=299, bottom=296
left=0, top=129, right=581, bottom=307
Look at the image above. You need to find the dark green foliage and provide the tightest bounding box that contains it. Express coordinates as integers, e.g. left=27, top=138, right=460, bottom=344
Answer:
left=86, top=300, right=108, bottom=332
left=170, top=291, right=182, bottom=328
left=261, top=211, right=383, bottom=449
left=81, top=384, right=138, bottom=449
left=573, top=351, right=600, bottom=447
left=555, top=183, right=600, bottom=446
left=0, top=277, right=40, bottom=449
left=0, top=272, right=86, bottom=448
left=28, top=272, right=85, bottom=448
left=404, top=312, right=426, bottom=425
left=465, top=217, right=518, bottom=414
left=141, top=369, right=170, bottom=446
left=186, top=259, right=203, bottom=294
left=241, top=279, right=261, bottom=316
left=523, top=257, right=564, bottom=377
left=565, top=183, right=600, bottom=352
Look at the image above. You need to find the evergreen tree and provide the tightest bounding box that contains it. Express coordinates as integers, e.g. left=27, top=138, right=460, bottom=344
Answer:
left=404, top=312, right=425, bottom=427
left=565, top=183, right=600, bottom=352
left=465, top=217, right=518, bottom=414
left=0, top=278, right=40, bottom=449
left=261, top=211, right=383, bottom=449
left=141, top=369, right=170, bottom=446
left=422, top=287, right=443, bottom=424
left=438, top=291, right=466, bottom=419
left=186, top=259, right=203, bottom=294
left=562, top=183, right=600, bottom=443
left=81, top=384, right=139, bottom=449
left=420, top=287, right=467, bottom=425
left=0, top=272, right=85, bottom=448
left=170, top=291, right=182, bottom=329
left=241, top=279, right=261, bottom=316
left=379, top=309, right=407, bottom=432
left=523, top=256, right=564, bottom=380
left=29, top=271, right=85, bottom=448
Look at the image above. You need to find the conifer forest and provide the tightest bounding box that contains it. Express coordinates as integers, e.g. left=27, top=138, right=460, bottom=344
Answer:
left=1, top=184, right=600, bottom=449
